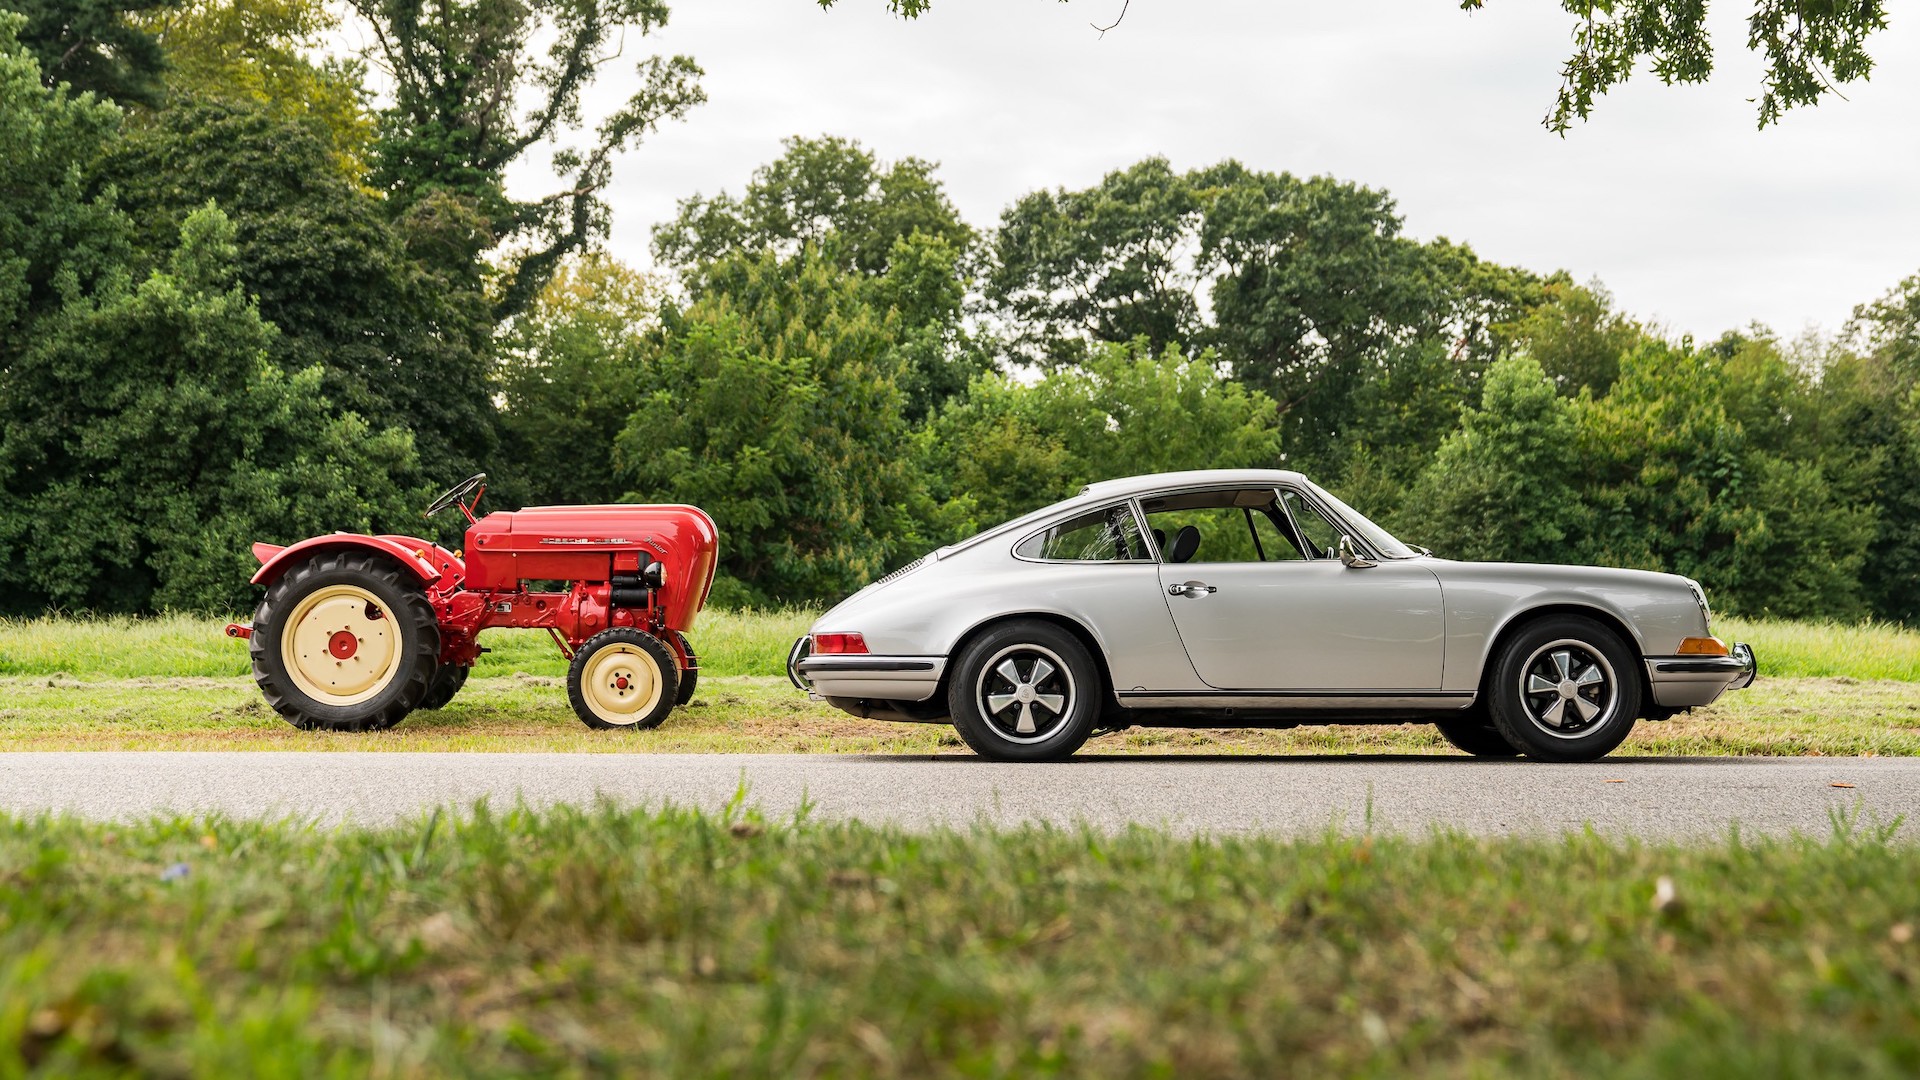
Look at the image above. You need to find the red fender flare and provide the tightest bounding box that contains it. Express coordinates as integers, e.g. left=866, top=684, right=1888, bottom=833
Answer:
left=250, top=533, right=441, bottom=587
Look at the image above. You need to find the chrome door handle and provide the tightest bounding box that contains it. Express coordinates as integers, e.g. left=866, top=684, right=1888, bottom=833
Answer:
left=1168, top=581, right=1217, bottom=598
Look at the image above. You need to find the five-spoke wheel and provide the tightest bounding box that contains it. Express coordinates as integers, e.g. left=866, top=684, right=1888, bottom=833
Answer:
left=1486, top=616, right=1640, bottom=762
left=949, top=620, right=1099, bottom=761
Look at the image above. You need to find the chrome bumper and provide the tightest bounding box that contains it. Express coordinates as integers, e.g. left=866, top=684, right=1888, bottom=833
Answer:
left=793, top=652, right=947, bottom=702
left=1644, top=642, right=1756, bottom=708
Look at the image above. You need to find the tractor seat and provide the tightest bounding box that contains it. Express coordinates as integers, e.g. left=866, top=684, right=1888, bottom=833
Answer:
left=1167, top=525, right=1201, bottom=564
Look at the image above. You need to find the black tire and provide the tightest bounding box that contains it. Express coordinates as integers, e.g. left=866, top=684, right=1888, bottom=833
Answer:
left=947, top=620, right=1101, bottom=762
left=1433, top=707, right=1521, bottom=758
left=250, top=551, right=440, bottom=732
left=1486, top=616, right=1642, bottom=762
left=567, top=628, right=679, bottom=730
left=418, top=664, right=471, bottom=710
left=669, top=630, right=698, bottom=705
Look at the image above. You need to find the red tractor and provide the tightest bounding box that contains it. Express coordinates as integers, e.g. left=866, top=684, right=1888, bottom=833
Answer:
left=226, top=474, right=718, bottom=732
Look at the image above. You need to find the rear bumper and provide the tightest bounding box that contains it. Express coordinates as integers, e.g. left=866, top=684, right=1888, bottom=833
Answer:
left=788, top=636, right=947, bottom=702
left=1644, top=641, right=1756, bottom=708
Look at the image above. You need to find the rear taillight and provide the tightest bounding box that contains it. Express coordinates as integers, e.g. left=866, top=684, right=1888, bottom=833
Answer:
left=812, top=632, right=869, bottom=655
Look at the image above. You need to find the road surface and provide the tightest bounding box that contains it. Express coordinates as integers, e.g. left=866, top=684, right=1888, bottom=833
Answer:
left=0, top=752, right=1913, bottom=837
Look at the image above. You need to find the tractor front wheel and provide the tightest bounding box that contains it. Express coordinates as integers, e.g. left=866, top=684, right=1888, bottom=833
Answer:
left=669, top=630, right=698, bottom=705
left=568, top=629, right=679, bottom=730
left=250, top=552, right=440, bottom=731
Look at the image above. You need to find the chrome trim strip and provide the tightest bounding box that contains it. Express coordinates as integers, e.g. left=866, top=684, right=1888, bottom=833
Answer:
left=1116, top=691, right=1473, bottom=710
left=797, top=659, right=938, bottom=673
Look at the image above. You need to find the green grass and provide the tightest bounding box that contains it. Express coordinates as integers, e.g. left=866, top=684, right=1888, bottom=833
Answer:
left=1719, top=616, right=1920, bottom=681
left=0, top=613, right=1914, bottom=756
left=0, top=674, right=1913, bottom=756
left=2, top=804, right=1916, bottom=1076
left=0, top=608, right=817, bottom=680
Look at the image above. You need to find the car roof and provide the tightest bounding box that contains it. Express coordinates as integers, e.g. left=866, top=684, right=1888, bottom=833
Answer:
left=1077, top=469, right=1310, bottom=501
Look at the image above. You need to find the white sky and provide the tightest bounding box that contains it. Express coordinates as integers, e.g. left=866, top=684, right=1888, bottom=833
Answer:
left=499, top=0, right=1920, bottom=340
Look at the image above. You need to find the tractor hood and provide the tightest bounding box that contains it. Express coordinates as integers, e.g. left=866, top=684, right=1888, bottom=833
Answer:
left=465, top=504, right=719, bottom=627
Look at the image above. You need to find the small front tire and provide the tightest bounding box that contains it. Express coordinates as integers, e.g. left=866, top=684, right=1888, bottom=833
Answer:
left=568, top=629, right=679, bottom=730
left=947, top=620, right=1101, bottom=762
left=669, top=630, right=699, bottom=706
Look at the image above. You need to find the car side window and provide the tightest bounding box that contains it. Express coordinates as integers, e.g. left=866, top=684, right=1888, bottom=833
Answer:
left=1015, top=505, right=1149, bottom=562
left=1139, top=489, right=1293, bottom=564
left=1282, top=489, right=1344, bottom=560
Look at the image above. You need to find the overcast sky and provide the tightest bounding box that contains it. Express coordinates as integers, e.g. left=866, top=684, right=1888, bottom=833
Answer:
left=499, top=0, right=1920, bottom=341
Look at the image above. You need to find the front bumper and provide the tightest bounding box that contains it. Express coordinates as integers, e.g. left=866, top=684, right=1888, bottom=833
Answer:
left=1644, top=641, right=1756, bottom=708
left=787, top=636, right=947, bottom=702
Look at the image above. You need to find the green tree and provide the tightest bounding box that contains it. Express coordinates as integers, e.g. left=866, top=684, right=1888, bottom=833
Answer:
left=614, top=249, right=919, bottom=605
left=924, top=339, right=1282, bottom=534
left=658, top=136, right=987, bottom=420
left=986, top=157, right=1538, bottom=474
left=1823, top=274, right=1920, bottom=622
left=497, top=254, right=663, bottom=506
left=655, top=134, right=973, bottom=277
left=352, top=0, right=705, bottom=319
left=0, top=206, right=418, bottom=613
left=1575, top=340, right=1874, bottom=618
left=1508, top=276, right=1647, bottom=397
left=96, top=99, right=497, bottom=481
left=138, top=0, right=374, bottom=175
left=1396, top=354, right=1589, bottom=564
left=9, top=0, right=171, bottom=106
left=0, top=11, right=131, bottom=356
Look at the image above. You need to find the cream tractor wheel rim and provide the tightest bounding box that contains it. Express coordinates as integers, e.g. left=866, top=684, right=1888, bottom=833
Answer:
left=281, top=584, right=403, bottom=706
left=582, top=643, right=665, bottom=725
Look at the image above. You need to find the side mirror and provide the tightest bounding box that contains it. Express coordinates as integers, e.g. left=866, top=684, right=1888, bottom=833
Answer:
left=1338, top=535, right=1376, bottom=569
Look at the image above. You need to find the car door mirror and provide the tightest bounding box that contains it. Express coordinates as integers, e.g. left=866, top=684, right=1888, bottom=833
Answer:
left=1338, top=534, right=1376, bottom=569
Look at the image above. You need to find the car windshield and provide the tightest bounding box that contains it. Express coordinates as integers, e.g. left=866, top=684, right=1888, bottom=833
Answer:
left=1305, top=482, right=1420, bottom=559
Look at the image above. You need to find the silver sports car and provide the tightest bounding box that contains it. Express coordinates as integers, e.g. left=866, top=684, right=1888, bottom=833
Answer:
left=788, top=469, right=1756, bottom=762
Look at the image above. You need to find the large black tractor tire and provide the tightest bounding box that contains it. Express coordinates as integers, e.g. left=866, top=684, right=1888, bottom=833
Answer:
left=418, top=663, right=471, bottom=710
left=1486, top=615, right=1643, bottom=763
left=1433, top=707, right=1522, bottom=758
left=568, top=628, right=680, bottom=730
left=250, top=551, right=440, bottom=732
left=947, top=619, right=1101, bottom=762
left=669, top=630, right=699, bottom=705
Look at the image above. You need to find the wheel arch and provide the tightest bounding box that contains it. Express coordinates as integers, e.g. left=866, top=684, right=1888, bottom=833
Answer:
left=252, top=535, right=440, bottom=588
left=939, top=610, right=1117, bottom=709
left=1478, top=602, right=1648, bottom=712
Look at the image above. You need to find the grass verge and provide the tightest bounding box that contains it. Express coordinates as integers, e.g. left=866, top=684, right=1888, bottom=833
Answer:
left=0, top=674, right=1914, bottom=756
left=2, top=803, right=1916, bottom=1076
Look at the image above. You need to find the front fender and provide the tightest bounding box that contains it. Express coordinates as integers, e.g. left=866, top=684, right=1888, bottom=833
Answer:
left=250, top=533, right=443, bottom=587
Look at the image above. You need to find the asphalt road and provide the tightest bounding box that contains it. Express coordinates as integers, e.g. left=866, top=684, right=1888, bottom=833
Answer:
left=0, top=752, right=1914, bottom=838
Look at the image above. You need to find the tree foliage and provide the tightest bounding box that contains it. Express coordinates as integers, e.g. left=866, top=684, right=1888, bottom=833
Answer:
left=9, top=0, right=170, bottom=106
left=351, top=0, right=705, bottom=319
left=0, top=206, right=418, bottom=613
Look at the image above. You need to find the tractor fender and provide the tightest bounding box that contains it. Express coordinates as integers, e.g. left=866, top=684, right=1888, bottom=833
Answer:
left=250, top=533, right=441, bottom=587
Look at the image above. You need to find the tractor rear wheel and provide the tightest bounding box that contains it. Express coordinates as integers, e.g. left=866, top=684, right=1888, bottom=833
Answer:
left=568, top=629, right=679, bottom=730
left=418, top=664, right=471, bottom=710
left=250, top=552, right=440, bottom=732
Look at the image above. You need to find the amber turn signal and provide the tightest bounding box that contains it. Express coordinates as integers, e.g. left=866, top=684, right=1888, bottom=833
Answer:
left=1676, top=636, right=1730, bottom=656
left=812, top=632, right=869, bottom=655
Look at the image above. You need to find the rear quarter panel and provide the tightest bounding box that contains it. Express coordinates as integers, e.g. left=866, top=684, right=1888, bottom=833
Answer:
left=813, top=548, right=1207, bottom=692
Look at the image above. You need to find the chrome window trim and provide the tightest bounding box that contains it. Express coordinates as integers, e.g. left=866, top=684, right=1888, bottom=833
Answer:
left=1009, top=499, right=1156, bottom=566
left=1010, top=483, right=1387, bottom=566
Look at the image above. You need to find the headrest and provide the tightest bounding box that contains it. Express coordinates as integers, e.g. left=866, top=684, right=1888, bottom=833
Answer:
left=1168, top=525, right=1201, bottom=564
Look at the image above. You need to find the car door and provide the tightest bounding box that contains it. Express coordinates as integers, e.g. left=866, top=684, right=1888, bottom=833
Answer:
left=1143, top=485, right=1445, bottom=691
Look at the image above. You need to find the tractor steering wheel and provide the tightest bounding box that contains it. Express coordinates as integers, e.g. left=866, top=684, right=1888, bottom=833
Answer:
left=425, top=472, right=488, bottom=518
